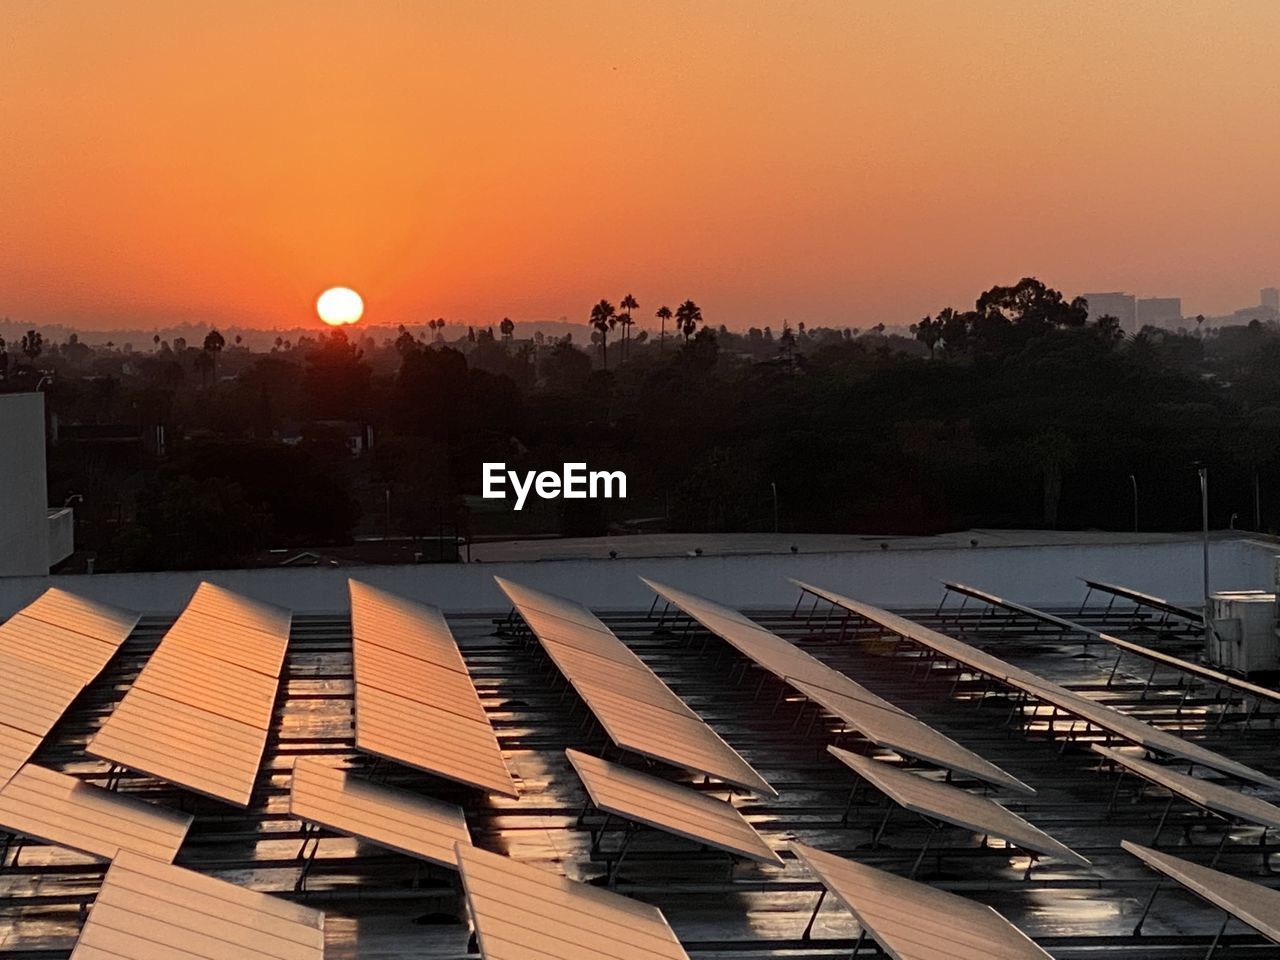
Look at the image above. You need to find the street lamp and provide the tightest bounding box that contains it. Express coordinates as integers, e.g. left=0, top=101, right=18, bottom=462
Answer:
left=1128, top=474, right=1138, bottom=532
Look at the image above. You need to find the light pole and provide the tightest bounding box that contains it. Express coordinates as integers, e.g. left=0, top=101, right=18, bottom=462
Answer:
left=771, top=482, right=779, bottom=534
left=1128, top=474, right=1138, bottom=532
left=1198, top=465, right=1213, bottom=652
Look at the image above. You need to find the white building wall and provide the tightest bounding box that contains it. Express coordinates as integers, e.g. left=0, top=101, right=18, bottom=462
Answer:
left=0, top=535, right=1273, bottom=618
left=0, top=393, right=51, bottom=577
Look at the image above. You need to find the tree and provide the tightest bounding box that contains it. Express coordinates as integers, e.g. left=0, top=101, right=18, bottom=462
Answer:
left=589, top=299, right=617, bottom=369
left=303, top=329, right=372, bottom=419
left=202, top=328, right=226, bottom=383
left=911, top=315, right=942, bottom=358
left=655, top=305, right=672, bottom=352
left=193, top=349, right=215, bottom=388
left=675, top=300, right=702, bottom=342
left=539, top=340, right=592, bottom=392
left=619, top=294, right=638, bottom=362
left=1027, top=429, right=1075, bottom=528
left=20, top=329, right=43, bottom=362
left=500, top=316, right=515, bottom=347
left=152, top=333, right=161, bottom=350
left=779, top=322, right=796, bottom=360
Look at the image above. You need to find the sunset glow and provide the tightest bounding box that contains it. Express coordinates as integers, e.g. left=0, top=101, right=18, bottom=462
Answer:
left=3, top=2, right=1279, bottom=330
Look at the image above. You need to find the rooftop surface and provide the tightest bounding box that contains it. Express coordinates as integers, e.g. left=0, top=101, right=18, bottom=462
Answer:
left=1, top=587, right=1277, bottom=958
left=467, top=529, right=1248, bottom=562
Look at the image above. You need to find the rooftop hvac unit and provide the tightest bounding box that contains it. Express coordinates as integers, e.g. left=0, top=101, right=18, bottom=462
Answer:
left=1208, top=582, right=1279, bottom=675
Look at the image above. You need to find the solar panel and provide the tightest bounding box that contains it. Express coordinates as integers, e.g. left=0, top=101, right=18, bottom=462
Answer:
left=90, top=688, right=270, bottom=807
left=456, top=841, right=690, bottom=960
left=795, top=580, right=1280, bottom=792
left=1092, top=745, right=1280, bottom=831
left=88, top=582, right=290, bottom=807
left=0, top=589, right=138, bottom=789
left=541, top=643, right=701, bottom=720
left=0, top=727, right=42, bottom=791
left=945, top=582, right=1280, bottom=706
left=354, top=684, right=517, bottom=797
left=0, top=652, right=83, bottom=734
left=1082, top=579, right=1202, bottom=623
left=0, top=764, right=191, bottom=863
left=1123, top=841, right=1280, bottom=943
left=642, top=579, right=1031, bottom=795
left=289, top=758, right=470, bottom=869
left=792, top=842, right=1053, bottom=959
left=566, top=749, right=781, bottom=865
left=827, top=746, right=1089, bottom=867
left=349, top=581, right=517, bottom=798
left=17, top=587, right=140, bottom=645
left=497, top=577, right=774, bottom=797
left=69, top=850, right=325, bottom=960
left=350, top=578, right=467, bottom=671
left=790, top=678, right=1034, bottom=796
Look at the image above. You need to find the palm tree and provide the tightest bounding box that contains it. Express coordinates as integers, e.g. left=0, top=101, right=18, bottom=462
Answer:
left=589, top=299, right=617, bottom=369
left=675, top=300, right=702, bottom=342
left=655, top=305, right=672, bottom=352
left=619, top=294, right=638, bottom=362
left=202, top=328, right=225, bottom=382
left=500, top=317, right=515, bottom=348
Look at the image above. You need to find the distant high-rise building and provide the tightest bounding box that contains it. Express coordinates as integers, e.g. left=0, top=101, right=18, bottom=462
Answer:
left=1136, top=297, right=1183, bottom=328
left=1081, top=292, right=1136, bottom=332
left=1262, top=287, right=1279, bottom=312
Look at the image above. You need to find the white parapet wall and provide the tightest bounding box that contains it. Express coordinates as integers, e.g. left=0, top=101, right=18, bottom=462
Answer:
left=0, top=534, right=1275, bottom=618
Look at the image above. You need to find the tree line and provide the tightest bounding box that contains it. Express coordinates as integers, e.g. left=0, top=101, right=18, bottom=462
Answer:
left=7, top=276, right=1280, bottom=570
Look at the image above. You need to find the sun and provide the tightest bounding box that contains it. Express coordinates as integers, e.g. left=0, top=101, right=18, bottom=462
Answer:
left=316, top=286, right=364, bottom=326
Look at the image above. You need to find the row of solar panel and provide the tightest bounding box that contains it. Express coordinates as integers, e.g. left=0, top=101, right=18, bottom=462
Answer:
left=1, top=574, right=1276, bottom=960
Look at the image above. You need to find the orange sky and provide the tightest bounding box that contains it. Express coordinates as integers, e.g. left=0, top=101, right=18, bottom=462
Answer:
left=3, top=2, right=1278, bottom=331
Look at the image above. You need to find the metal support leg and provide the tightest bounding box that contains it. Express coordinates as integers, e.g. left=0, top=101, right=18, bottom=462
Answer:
left=909, top=823, right=940, bottom=879
left=606, top=827, right=637, bottom=886
left=590, top=813, right=614, bottom=855
left=295, top=830, right=322, bottom=893
left=849, top=928, right=867, bottom=958
left=1132, top=881, right=1162, bottom=935
left=1202, top=911, right=1231, bottom=960
left=1208, top=826, right=1231, bottom=868
left=801, top=888, right=828, bottom=940
left=1107, top=651, right=1125, bottom=687
left=870, top=804, right=894, bottom=847
left=1151, top=796, right=1176, bottom=846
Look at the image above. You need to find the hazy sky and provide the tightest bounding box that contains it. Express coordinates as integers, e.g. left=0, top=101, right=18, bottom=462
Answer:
left=3, top=2, right=1278, bottom=331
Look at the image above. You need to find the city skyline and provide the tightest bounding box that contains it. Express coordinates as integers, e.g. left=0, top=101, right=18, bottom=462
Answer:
left=4, top=2, right=1280, bottom=331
